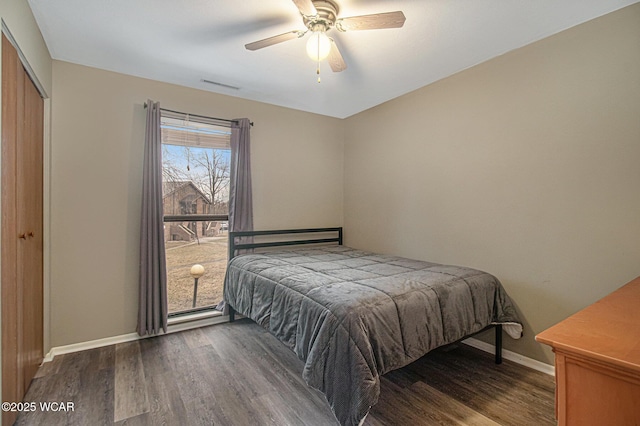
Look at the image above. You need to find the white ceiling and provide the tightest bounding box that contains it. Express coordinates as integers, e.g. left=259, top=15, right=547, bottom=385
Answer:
left=29, top=0, right=638, bottom=119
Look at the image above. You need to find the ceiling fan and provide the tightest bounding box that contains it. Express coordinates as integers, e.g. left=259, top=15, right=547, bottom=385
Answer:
left=245, top=0, right=406, bottom=76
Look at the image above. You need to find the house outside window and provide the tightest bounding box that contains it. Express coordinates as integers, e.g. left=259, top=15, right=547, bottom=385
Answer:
left=160, top=111, right=231, bottom=315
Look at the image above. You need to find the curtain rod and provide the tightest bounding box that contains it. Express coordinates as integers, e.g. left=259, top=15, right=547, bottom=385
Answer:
left=143, top=102, right=254, bottom=127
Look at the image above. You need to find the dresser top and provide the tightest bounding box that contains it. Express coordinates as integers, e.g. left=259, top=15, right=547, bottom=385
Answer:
left=536, top=276, right=640, bottom=373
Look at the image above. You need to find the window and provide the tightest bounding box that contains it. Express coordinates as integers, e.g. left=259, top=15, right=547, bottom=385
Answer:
left=161, top=111, right=231, bottom=315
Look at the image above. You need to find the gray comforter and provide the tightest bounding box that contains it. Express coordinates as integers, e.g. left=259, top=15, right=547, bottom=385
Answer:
left=223, top=246, right=522, bottom=426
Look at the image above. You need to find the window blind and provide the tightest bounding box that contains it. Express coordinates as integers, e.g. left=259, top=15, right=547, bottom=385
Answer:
left=160, top=113, right=231, bottom=149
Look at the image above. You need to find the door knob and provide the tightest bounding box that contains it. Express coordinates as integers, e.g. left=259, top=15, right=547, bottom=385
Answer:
left=28, top=231, right=34, bottom=238
left=19, top=233, right=26, bottom=240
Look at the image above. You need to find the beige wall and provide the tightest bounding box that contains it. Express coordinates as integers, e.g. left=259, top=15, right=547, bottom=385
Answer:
left=343, top=3, right=640, bottom=364
left=50, top=61, right=344, bottom=346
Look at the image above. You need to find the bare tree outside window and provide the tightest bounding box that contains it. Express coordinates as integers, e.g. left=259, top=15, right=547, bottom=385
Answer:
left=163, top=146, right=230, bottom=213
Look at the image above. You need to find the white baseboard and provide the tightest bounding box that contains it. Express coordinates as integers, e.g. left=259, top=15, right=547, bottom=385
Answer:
left=462, top=337, right=555, bottom=376
left=43, top=314, right=230, bottom=363
left=44, top=318, right=554, bottom=377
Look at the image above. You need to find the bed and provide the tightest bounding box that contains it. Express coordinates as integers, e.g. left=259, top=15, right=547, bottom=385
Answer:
left=223, top=227, right=522, bottom=426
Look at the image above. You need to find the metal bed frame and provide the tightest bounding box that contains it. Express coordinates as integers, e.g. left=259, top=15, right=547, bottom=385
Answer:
left=225, top=227, right=503, bottom=364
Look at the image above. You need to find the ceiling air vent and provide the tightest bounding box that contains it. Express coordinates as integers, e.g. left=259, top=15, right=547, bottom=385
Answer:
left=201, top=79, right=240, bottom=90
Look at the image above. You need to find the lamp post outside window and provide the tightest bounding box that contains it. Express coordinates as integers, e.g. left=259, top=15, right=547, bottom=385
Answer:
left=190, top=264, right=205, bottom=308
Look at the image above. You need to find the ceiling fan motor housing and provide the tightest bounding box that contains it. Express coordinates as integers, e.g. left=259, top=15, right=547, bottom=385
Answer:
left=303, top=0, right=340, bottom=32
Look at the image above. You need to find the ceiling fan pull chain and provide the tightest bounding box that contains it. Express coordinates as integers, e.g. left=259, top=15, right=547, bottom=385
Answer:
left=317, top=35, right=321, bottom=83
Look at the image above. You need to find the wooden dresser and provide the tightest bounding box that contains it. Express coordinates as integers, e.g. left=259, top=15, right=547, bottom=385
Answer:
left=536, top=276, right=640, bottom=426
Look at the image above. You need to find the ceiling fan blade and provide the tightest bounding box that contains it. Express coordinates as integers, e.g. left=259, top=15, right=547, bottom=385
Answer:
left=245, top=31, right=301, bottom=51
left=336, top=11, right=406, bottom=32
left=327, top=39, right=347, bottom=73
left=292, top=0, right=317, bottom=16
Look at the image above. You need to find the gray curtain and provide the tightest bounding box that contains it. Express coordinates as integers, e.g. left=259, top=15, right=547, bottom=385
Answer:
left=229, top=118, right=253, bottom=236
left=137, top=100, right=168, bottom=336
left=221, top=118, right=253, bottom=315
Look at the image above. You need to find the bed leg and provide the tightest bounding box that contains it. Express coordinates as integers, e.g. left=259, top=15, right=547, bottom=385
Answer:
left=229, top=305, right=235, bottom=322
left=495, top=324, right=503, bottom=364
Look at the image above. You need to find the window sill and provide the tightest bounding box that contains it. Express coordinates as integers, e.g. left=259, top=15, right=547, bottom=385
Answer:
left=167, top=309, right=223, bottom=326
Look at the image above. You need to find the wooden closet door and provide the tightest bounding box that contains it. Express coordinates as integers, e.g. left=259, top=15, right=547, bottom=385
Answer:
left=20, top=54, right=44, bottom=389
left=2, top=33, right=23, bottom=426
left=1, top=33, right=44, bottom=426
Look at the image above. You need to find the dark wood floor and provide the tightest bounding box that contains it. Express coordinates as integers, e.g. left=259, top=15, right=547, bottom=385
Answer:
left=16, top=319, right=555, bottom=425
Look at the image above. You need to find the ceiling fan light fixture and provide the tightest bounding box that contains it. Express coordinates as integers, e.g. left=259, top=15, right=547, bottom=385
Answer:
left=306, top=31, right=331, bottom=61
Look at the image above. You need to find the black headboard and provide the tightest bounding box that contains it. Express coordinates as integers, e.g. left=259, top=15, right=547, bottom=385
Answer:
left=228, top=227, right=343, bottom=260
